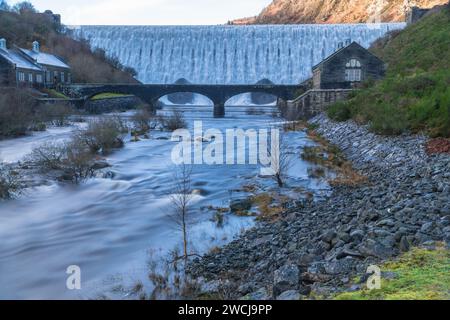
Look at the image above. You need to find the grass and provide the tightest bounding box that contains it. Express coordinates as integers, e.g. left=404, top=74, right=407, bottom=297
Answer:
left=44, top=89, right=69, bottom=100
left=302, top=129, right=367, bottom=187
left=327, top=10, right=450, bottom=137
left=334, top=245, right=450, bottom=300
left=91, top=93, right=134, bottom=100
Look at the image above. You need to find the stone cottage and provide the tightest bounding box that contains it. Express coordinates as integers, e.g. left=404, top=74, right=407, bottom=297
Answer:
left=0, top=38, right=71, bottom=87
left=19, top=41, right=71, bottom=86
left=312, top=41, right=385, bottom=89
left=0, top=38, right=44, bottom=86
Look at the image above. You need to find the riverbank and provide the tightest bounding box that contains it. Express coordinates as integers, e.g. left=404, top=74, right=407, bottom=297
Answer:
left=188, top=113, right=450, bottom=300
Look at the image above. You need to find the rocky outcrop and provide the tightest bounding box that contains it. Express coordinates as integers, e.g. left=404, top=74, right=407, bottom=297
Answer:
left=189, top=113, right=450, bottom=299
left=232, top=0, right=448, bottom=24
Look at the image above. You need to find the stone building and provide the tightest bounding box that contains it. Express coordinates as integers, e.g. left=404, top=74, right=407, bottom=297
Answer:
left=0, top=38, right=44, bottom=87
left=0, top=38, right=71, bottom=87
left=19, top=41, right=71, bottom=86
left=312, top=41, right=385, bottom=90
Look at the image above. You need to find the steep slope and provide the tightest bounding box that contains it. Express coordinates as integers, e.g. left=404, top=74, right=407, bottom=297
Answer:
left=328, top=7, right=450, bottom=137
left=233, top=0, right=448, bottom=24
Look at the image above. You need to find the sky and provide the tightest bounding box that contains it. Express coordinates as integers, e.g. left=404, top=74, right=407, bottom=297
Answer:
left=7, top=0, right=273, bottom=25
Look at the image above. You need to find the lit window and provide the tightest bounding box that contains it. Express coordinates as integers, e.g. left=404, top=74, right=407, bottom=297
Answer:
left=36, top=74, right=43, bottom=83
left=345, top=59, right=362, bottom=82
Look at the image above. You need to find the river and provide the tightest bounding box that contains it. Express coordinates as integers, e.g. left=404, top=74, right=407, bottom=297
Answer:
left=0, top=105, right=329, bottom=299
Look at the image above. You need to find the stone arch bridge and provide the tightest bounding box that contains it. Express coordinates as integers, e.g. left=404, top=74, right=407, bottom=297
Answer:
left=61, top=83, right=304, bottom=117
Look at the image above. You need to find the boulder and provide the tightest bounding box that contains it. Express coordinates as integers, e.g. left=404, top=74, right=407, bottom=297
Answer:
left=273, top=264, right=300, bottom=296
left=277, top=290, right=301, bottom=300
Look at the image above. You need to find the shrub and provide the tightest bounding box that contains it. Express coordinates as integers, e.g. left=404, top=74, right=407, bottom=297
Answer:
left=0, top=89, right=35, bottom=138
left=159, top=110, right=187, bottom=131
left=77, top=116, right=125, bottom=154
left=38, top=102, right=74, bottom=127
left=29, top=138, right=94, bottom=183
left=29, top=141, right=66, bottom=171
left=327, top=101, right=352, bottom=122
left=132, top=107, right=156, bottom=134
left=0, top=164, right=21, bottom=199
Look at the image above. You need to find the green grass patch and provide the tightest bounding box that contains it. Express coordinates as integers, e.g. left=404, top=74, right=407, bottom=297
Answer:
left=91, top=93, right=134, bottom=100
left=45, top=89, right=69, bottom=100
left=327, top=10, right=450, bottom=137
left=334, top=245, right=450, bottom=300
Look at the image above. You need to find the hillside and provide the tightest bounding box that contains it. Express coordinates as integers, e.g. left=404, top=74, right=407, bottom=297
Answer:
left=0, top=7, right=137, bottom=83
left=327, top=7, right=450, bottom=137
left=232, top=0, right=448, bottom=24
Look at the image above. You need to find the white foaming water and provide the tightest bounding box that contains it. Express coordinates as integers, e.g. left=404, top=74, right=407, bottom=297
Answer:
left=0, top=107, right=328, bottom=299
left=73, top=24, right=405, bottom=85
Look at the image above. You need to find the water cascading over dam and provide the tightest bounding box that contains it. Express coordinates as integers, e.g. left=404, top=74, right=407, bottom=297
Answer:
left=74, top=24, right=405, bottom=85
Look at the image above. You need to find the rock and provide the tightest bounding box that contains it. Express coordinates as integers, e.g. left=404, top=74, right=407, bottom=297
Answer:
left=200, top=280, right=221, bottom=294
left=301, top=272, right=332, bottom=283
left=297, top=254, right=316, bottom=267
left=91, top=161, right=111, bottom=170
left=273, top=264, right=299, bottom=296
left=320, top=230, right=337, bottom=243
left=420, top=222, right=434, bottom=234
left=336, top=249, right=364, bottom=259
left=350, top=230, right=365, bottom=242
left=399, top=236, right=411, bottom=252
left=230, top=198, right=252, bottom=213
left=276, top=290, right=301, bottom=300
left=240, top=287, right=270, bottom=300
left=359, top=241, right=395, bottom=259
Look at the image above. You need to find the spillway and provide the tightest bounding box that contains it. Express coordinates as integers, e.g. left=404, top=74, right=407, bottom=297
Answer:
left=73, top=23, right=405, bottom=84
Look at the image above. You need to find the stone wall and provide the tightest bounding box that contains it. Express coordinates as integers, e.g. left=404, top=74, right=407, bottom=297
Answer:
left=83, top=96, right=143, bottom=114
left=285, top=89, right=353, bottom=119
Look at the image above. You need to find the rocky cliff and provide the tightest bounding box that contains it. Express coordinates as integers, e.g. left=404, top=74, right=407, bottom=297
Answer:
left=232, top=0, right=448, bottom=24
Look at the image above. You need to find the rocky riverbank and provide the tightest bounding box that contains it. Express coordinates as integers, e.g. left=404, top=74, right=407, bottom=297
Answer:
left=188, top=114, right=450, bottom=300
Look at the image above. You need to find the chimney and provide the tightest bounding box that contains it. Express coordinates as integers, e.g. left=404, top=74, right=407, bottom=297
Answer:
left=337, top=42, right=344, bottom=50
left=0, top=38, right=6, bottom=50
left=32, top=40, right=40, bottom=53
left=345, top=38, right=352, bottom=46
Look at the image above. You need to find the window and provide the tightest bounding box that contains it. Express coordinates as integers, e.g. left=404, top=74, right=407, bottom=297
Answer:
left=36, top=74, right=43, bottom=83
left=46, top=71, right=51, bottom=83
left=67, top=73, right=71, bottom=84
left=28, top=73, right=33, bottom=82
left=61, top=72, right=65, bottom=83
left=18, top=72, right=25, bottom=82
left=345, top=59, right=362, bottom=82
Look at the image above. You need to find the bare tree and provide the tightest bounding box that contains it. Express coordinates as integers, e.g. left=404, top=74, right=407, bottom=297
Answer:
left=268, top=131, right=293, bottom=188
left=169, top=164, right=194, bottom=265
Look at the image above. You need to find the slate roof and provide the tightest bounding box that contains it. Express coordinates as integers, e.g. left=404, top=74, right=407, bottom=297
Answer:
left=0, top=48, right=42, bottom=71
left=19, top=48, right=70, bottom=69
left=312, top=41, right=384, bottom=70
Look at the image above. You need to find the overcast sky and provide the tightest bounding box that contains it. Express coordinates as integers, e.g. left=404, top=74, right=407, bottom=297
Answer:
left=7, top=0, right=272, bottom=25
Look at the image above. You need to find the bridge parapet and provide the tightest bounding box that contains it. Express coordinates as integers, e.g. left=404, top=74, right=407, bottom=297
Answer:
left=60, top=83, right=306, bottom=117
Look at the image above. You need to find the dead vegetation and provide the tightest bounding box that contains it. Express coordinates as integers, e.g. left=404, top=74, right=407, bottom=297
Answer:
left=302, top=129, right=367, bottom=187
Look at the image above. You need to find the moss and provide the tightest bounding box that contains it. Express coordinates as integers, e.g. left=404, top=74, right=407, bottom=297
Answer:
left=334, top=245, right=450, bottom=300
left=91, top=93, right=134, bottom=100
left=45, top=89, right=69, bottom=100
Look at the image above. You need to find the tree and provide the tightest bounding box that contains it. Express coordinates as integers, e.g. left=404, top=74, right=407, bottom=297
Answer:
left=12, top=1, right=36, bottom=14
left=0, top=0, right=11, bottom=12
left=268, top=131, right=293, bottom=188
left=169, top=164, right=194, bottom=265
